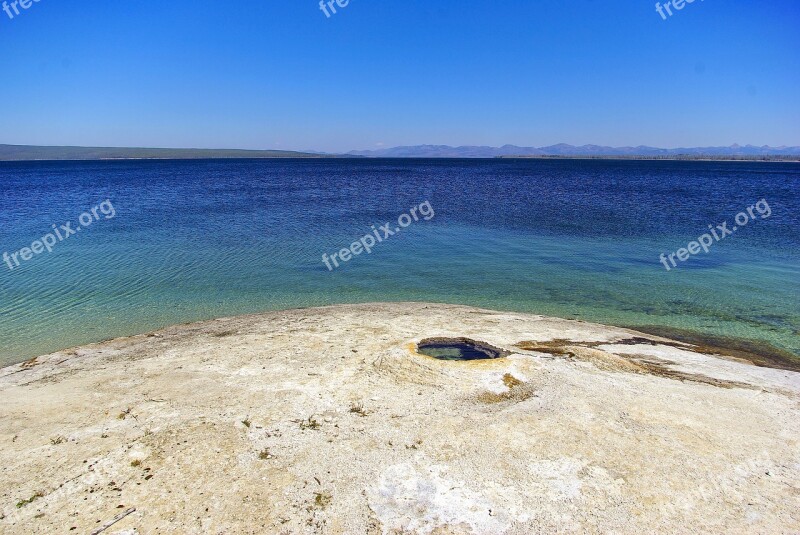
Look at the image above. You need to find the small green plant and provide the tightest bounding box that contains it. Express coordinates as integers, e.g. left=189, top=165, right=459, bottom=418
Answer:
left=16, top=492, right=44, bottom=508
left=50, top=436, right=66, bottom=445
left=242, top=418, right=251, bottom=428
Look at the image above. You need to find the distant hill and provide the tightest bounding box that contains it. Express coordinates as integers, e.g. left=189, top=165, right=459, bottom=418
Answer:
left=348, top=144, right=800, bottom=159
left=4, top=143, right=800, bottom=161
left=0, top=144, right=330, bottom=161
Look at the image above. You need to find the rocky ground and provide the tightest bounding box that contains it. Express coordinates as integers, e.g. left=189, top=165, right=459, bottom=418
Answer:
left=0, top=303, right=798, bottom=534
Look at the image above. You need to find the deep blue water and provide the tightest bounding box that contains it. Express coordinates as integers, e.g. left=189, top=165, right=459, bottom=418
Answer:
left=1, top=158, right=798, bottom=365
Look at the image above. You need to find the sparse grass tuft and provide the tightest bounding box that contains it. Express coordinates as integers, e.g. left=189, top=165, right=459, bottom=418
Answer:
left=50, top=436, right=66, bottom=445
left=258, top=448, right=274, bottom=460
left=242, top=418, right=251, bottom=428
left=314, top=491, right=332, bottom=509
left=16, top=492, right=44, bottom=508
left=349, top=402, right=368, bottom=417
left=299, top=417, right=321, bottom=431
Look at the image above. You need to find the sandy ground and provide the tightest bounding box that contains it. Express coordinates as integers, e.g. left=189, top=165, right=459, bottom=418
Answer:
left=0, top=302, right=798, bottom=534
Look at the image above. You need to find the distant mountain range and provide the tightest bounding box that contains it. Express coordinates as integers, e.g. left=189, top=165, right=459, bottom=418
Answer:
left=347, top=144, right=800, bottom=158
left=2, top=143, right=800, bottom=161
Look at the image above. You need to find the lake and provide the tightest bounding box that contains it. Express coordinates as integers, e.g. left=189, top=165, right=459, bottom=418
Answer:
left=1, top=158, right=798, bottom=366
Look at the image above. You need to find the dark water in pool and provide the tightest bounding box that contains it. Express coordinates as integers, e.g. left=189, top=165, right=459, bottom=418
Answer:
left=0, top=158, right=798, bottom=365
left=417, top=339, right=507, bottom=361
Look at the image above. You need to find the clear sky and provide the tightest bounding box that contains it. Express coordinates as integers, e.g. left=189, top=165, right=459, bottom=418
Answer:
left=0, top=0, right=798, bottom=152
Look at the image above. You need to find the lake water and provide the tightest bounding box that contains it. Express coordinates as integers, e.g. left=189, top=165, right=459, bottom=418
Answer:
left=1, top=158, right=798, bottom=366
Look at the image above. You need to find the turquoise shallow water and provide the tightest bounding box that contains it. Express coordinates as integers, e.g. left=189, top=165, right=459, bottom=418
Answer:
left=0, top=159, right=798, bottom=366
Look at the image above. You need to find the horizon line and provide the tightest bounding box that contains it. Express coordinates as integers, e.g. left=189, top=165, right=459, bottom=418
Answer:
left=3, top=141, right=800, bottom=153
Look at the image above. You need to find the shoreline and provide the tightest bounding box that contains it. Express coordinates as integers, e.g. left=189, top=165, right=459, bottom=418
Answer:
left=3, top=302, right=798, bottom=372
left=2, top=302, right=798, bottom=533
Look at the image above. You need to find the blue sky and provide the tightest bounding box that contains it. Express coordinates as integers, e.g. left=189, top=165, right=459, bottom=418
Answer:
left=0, top=0, right=798, bottom=152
